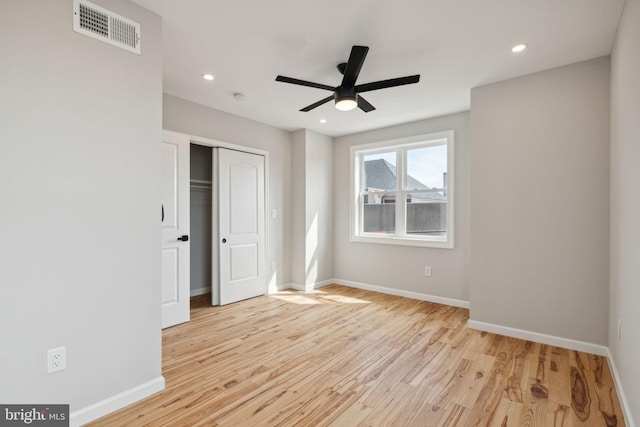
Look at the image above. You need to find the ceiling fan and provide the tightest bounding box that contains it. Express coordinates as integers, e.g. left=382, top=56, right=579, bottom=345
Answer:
left=275, top=45, right=420, bottom=113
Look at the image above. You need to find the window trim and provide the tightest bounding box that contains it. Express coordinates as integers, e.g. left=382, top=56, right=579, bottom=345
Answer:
left=349, top=131, right=455, bottom=249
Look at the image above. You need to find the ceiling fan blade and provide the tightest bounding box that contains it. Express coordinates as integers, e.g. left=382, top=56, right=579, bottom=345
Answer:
left=355, top=75, right=420, bottom=93
left=300, top=95, right=334, bottom=112
left=276, top=75, right=335, bottom=91
left=341, top=46, right=369, bottom=87
left=357, top=95, right=375, bottom=113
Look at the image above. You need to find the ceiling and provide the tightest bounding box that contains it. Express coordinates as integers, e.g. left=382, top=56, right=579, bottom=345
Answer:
left=130, top=0, right=625, bottom=137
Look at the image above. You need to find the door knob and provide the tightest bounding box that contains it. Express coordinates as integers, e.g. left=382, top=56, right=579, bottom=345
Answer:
left=177, top=235, right=189, bottom=242
left=222, top=238, right=227, bottom=244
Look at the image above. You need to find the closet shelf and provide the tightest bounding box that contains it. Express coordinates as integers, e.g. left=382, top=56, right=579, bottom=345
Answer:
left=190, top=179, right=212, bottom=185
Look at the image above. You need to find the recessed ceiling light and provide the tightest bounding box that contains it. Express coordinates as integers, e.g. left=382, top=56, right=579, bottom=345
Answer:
left=202, top=73, right=214, bottom=81
left=319, top=119, right=327, bottom=124
left=511, top=44, right=528, bottom=53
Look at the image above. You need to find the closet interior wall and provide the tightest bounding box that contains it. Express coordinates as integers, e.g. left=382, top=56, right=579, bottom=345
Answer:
left=190, top=144, right=213, bottom=297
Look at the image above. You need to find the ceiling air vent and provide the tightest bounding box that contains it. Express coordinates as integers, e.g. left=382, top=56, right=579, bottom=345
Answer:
left=73, top=0, right=141, bottom=55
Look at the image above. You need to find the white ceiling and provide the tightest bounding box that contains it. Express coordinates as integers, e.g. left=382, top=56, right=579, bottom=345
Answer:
left=130, top=0, right=625, bottom=137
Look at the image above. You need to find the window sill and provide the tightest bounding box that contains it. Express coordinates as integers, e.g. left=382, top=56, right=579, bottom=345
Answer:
left=350, top=234, right=453, bottom=249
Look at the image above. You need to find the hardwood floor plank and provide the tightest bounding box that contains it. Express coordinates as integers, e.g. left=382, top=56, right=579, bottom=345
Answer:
left=439, top=403, right=470, bottom=427
left=548, top=347, right=573, bottom=408
left=461, top=370, right=505, bottom=427
left=353, top=383, right=413, bottom=426
left=489, top=396, right=524, bottom=427
left=357, top=352, right=421, bottom=409
left=453, top=353, right=496, bottom=409
left=402, top=341, right=451, bottom=387
left=325, top=400, right=372, bottom=426
left=86, top=285, right=626, bottom=426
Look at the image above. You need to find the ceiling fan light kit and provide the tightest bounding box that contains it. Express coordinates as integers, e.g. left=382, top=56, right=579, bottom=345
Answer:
left=335, top=98, right=358, bottom=111
left=276, top=45, right=420, bottom=113
left=334, top=86, right=358, bottom=111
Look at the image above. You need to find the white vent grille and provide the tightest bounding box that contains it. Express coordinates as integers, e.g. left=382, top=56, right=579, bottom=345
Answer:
left=73, top=0, right=141, bottom=55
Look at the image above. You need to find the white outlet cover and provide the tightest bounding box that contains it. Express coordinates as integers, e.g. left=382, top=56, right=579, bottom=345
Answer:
left=47, top=346, right=66, bottom=373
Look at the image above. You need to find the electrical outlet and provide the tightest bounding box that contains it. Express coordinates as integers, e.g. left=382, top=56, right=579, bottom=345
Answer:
left=424, top=266, right=432, bottom=277
left=47, top=346, right=66, bottom=374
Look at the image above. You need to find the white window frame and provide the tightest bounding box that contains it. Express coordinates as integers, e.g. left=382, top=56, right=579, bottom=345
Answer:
left=350, top=131, right=454, bottom=249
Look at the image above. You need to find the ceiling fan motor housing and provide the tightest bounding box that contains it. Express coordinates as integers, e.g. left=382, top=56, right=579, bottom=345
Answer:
left=334, top=85, right=356, bottom=103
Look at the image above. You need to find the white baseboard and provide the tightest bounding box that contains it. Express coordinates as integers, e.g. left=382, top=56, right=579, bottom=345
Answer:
left=70, top=376, right=165, bottom=427
left=190, top=287, right=211, bottom=297
left=466, top=319, right=608, bottom=356
left=286, top=280, right=333, bottom=293
left=288, top=283, right=308, bottom=292
left=605, top=348, right=637, bottom=427
left=313, top=279, right=333, bottom=289
left=333, top=278, right=470, bottom=309
left=270, top=282, right=298, bottom=292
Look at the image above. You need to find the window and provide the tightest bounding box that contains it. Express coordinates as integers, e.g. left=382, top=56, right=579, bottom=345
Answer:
left=350, top=131, right=454, bottom=248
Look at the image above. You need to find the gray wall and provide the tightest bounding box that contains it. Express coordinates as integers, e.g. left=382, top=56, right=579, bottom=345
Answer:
left=304, top=130, right=334, bottom=285
left=469, top=57, right=610, bottom=345
left=333, top=112, right=470, bottom=301
left=610, top=0, right=640, bottom=423
left=290, top=130, right=307, bottom=285
left=290, top=130, right=334, bottom=287
left=0, top=0, right=162, bottom=412
left=163, top=95, right=292, bottom=287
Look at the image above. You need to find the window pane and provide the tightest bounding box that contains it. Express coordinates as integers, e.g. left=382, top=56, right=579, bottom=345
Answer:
left=406, top=193, right=446, bottom=236
left=363, top=152, right=397, bottom=191
left=363, top=198, right=395, bottom=234
left=405, top=144, right=447, bottom=191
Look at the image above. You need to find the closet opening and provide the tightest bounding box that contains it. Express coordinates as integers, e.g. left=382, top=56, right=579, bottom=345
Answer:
left=189, top=144, right=218, bottom=304
left=188, top=142, right=267, bottom=309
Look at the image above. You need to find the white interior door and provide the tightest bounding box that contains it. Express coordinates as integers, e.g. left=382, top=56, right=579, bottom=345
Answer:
left=161, top=131, right=190, bottom=328
left=218, top=148, right=266, bottom=305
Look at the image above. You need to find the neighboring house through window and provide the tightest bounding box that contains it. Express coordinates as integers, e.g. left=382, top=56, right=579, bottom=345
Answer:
left=350, top=131, right=454, bottom=248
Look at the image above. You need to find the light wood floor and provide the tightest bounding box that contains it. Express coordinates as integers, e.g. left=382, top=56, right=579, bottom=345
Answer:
left=88, top=285, right=625, bottom=426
